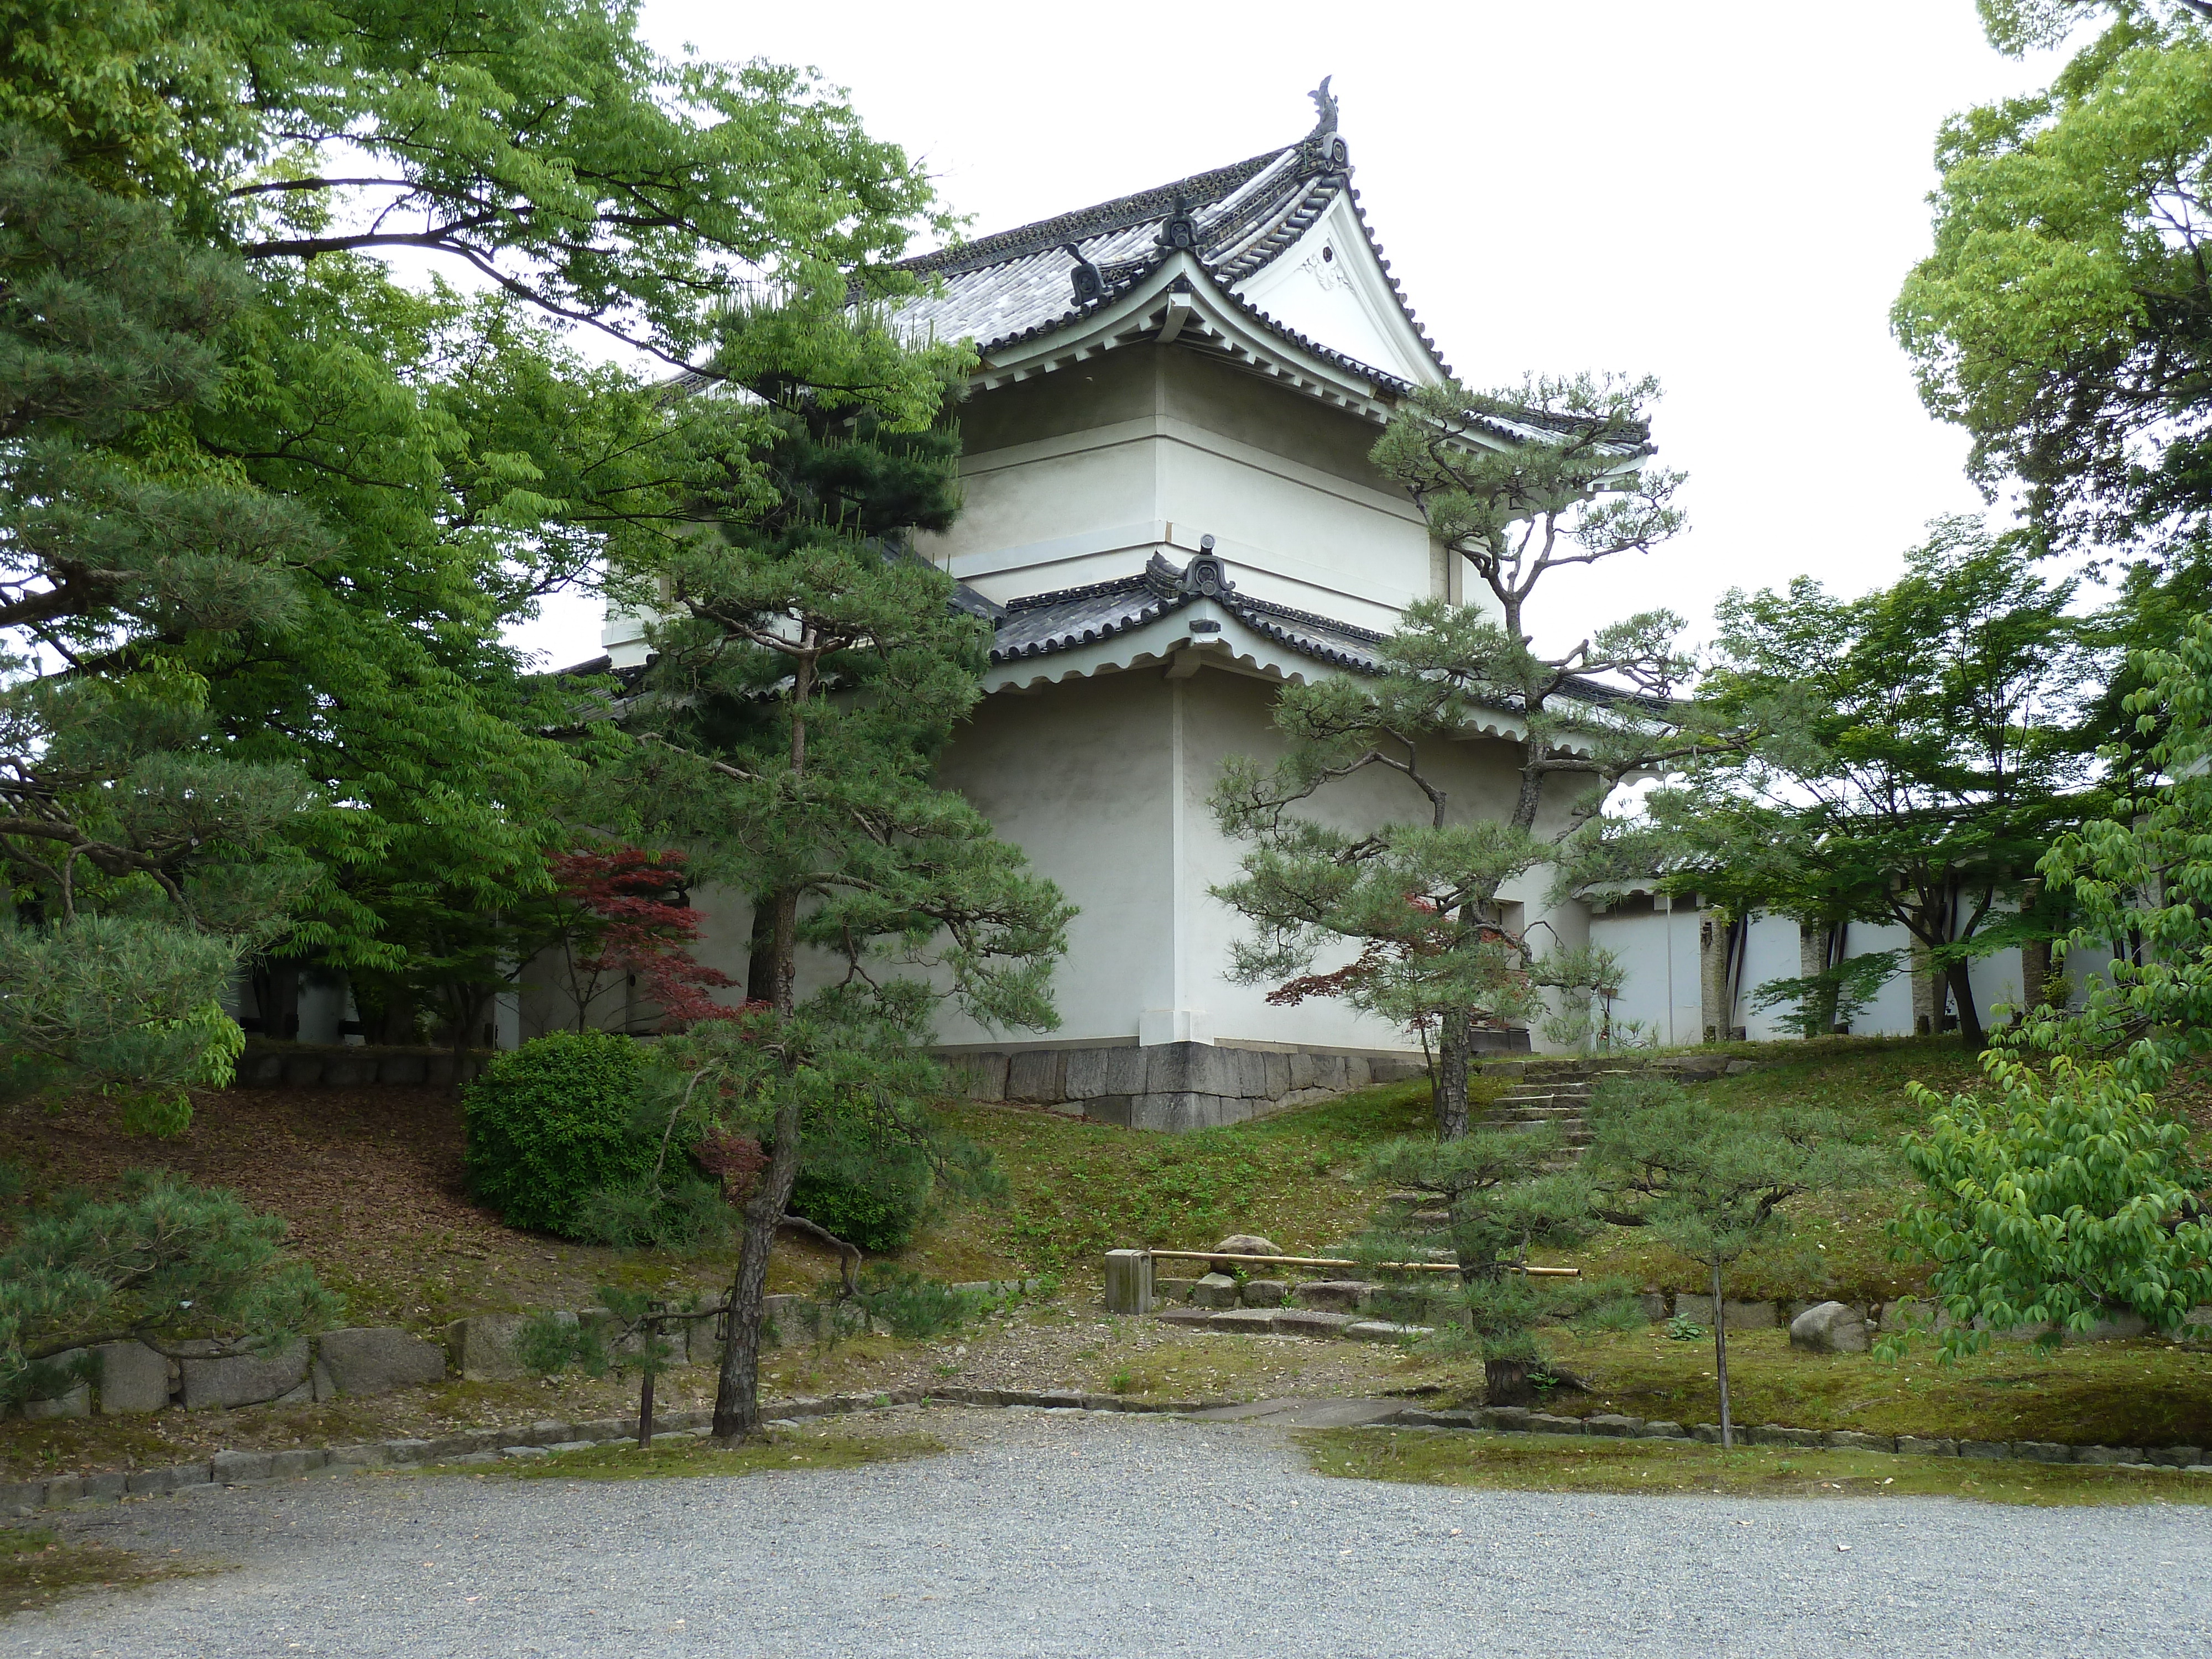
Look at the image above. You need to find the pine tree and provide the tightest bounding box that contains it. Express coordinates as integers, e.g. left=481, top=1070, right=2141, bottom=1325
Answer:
left=603, top=295, right=1072, bottom=1440
left=1213, top=373, right=1707, bottom=1137
left=1, top=130, right=322, bottom=1126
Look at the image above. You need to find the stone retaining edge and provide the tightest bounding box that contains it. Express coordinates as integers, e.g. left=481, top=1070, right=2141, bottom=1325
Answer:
left=9, top=1385, right=2209, bottom=1516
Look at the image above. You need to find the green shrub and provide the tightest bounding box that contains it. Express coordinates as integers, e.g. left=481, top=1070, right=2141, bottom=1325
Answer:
left=785, top=1140, right=932, bottom=1253
left=462, top=1031, right=653, bottom=1237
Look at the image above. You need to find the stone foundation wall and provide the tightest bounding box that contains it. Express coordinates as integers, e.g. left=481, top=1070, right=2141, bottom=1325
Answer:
left=232, top=1042, right=494, bottom=1088
left=940, top=1040, right=1468, bottom=1131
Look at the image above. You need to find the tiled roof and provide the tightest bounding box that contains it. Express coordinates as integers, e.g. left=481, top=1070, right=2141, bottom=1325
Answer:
left=884, top=98, right=1444, bottom=385
left=989, top=552, right=1389, bottom=674
left=987, top=552, right=1674, bottom=716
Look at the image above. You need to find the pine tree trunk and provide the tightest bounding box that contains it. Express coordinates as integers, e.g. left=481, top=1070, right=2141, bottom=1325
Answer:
left=1435, top=1010, right=1470, bottom=1140
left=711, top=1092, right=801, bottom=1443
left=1484, top=1355, right=1532, bottom=1407
left=745, top=896, right=784, bottom=1005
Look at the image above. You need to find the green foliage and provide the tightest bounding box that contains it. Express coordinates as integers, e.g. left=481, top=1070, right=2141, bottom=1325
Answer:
left=1609, top=519, right=2095, bottom=1046
left=572, top=1173, right=735, bottom=1254
left=1897, top=2, right=2212, bottom=576
left=787, top=1162, right=929, bottom=1256
left=6, top=0, right=957, bottom=1055
left=849, top=1267, right=990, bottom=1339
left=1665, top=1313, right=1709, bottom=1341
left=1750, top=950, right=1907, bottom=1040
left=1216, top=372, right=1705, bottom=1134
left=1359, top=1129, right=1594, bottom=1366
left=1888, top=1050, right=2212, bottom=1358
left=0, top=1171, right=340, bottom=1407
left=2034, top=613, right=2212, bottom=1077
left=461, top=1031, right=653, bottom=1238
left=1585, top=1076, right=1887, bottom=1271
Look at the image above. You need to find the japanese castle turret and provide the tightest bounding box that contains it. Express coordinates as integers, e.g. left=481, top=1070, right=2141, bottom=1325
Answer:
left=586, top=86, right=1604, bottom=1128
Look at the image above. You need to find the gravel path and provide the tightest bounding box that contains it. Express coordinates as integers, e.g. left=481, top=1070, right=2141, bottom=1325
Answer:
left=9, top=1407, right=2210, bottom=1658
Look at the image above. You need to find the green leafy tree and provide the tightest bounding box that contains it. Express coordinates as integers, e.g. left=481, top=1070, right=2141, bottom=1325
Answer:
left=1882, top=615, right=2212, bottom=1353
left=6, top=2, right=954, bottom=1047
left=1624, top=520, right=2095, bottom=1047
left=1213, top=374, right=1705, bottom=1136
left=1587, top=1077, right=1885, bottom=1446
left=1360, top=1131, right=1592, bottom=1404
left=603, top=299, right=1073, bottom=1441
left=1747, top=950, right=1906, bottom=1040
left=0, top=1171, right=341, bottom=1410
left=1889, top=1050, right=2211, bottom=1355
left=1897, top=1, right=2212, bottom=587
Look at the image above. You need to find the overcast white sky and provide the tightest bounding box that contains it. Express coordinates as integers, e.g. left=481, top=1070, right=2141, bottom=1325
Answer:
left=508, top=2, right=2061, bottom=669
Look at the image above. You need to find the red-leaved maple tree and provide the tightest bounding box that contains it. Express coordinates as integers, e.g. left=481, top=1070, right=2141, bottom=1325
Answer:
left=544, top=847, right=738, bottom=1031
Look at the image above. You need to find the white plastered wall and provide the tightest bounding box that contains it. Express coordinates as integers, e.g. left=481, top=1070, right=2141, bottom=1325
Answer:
left=917, top=347, right=1459, bottom=629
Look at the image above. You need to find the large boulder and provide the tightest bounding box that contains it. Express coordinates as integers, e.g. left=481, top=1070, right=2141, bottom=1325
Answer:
left=316, top=1328, right=447, bottom=1396
left=1789, top=1300, right=1870, bottom=1355
left=179, top=1340, right=310, bottom=1410
left=1209, top=1234, right=1281, bottom=1272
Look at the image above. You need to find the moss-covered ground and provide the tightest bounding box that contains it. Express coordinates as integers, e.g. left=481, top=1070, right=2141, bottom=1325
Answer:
left=1297, top=1427, right=2212, bottom=1505
left=408, top=1425, right=945, bottom=1483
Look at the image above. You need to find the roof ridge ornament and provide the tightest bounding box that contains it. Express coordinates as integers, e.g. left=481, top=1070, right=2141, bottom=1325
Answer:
left=1298, top=77, right=1350, bottom=174
left=1308, top=76, right=1339, bottom=135
left=1154, top=192, right=1199, bottom=252
left=1182, top=534, right=1235, bottom=598
left=1060, top=242, right=1107, bottom=305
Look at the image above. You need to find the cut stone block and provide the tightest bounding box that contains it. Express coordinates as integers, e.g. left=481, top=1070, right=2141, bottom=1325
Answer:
left=1825, top=1430, right=1896, bottom=1453
left=2072, top=1446, right=2141, bottom=1465
left=317, top=1327, right=446, bottom=1395
left=2147, top=1447, right=2205, bottom=1468
left=268, top=1448, right=327, bottom=1478
left=1525, top=1412, right=1585, bottom=1435
left=1583, top=1413, right=1644, bottom=1437
left=1479, top=1407, right=1531, bottom=1432
left=0, top=1481, right=45, bottom=1516
left=1240, top=1280, right=1287, bottom=1308
left=93, top=1340, right=171, bottom=1415
left=1958, top=1440, right=2012, bottom=1460
left=1896, top=1436, right=1957, bottom=1457
left=1004, top=1049, right=1067, bottom=1103
left=1640, top=1421, right=1688, bottom=1439
left=1152, top=1308, right=1216, bottom=1329
left=1748, top=1426, right=1824, bottom=1448
left=1673, top=1295, right=1778, bottom=1330
left=326, top=1444, right=391, bottom=1468
left=2011, top=1441, right=2074, bottom=1464
left=2064, top=1310, right=2150, bottom=1343
left=1188, top=1273, right=1240, bottom=1310
left=1788, top=1301, right=1870, bottom=1355
left=180, top=1340, right=309, bottom=1410
left=1154, top=1277, right=1198, bottom=1302
left=81, top=1472, right=124, bottom=1502
left=24, top=1383, right=90, bottom=1421
left=210, top=1449, right=275, bottom=1483
left=1292, top=1281, right=1378, bottom=1314
left=446, top=1313, right=555, bottom=1381
left=1207, top=1310, right=1279, bottom=1335
left=1103, top=1250, right=1153, bottom=1316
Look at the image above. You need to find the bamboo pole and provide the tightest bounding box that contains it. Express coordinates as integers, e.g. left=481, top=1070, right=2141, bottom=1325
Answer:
left=1142, top=1250, right=1579, bottom=1277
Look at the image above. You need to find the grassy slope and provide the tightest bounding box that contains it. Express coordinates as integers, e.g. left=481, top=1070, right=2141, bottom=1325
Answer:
left=1547, top=1040, right=1990, bottom=1301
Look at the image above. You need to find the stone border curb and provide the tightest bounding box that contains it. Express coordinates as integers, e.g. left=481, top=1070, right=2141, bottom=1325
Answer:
left=9, top=1388, right=2208, bottom=1517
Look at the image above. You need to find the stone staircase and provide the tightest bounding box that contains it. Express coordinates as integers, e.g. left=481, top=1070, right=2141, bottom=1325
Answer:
left=1477, top=1063, right=1625, bottom=1162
